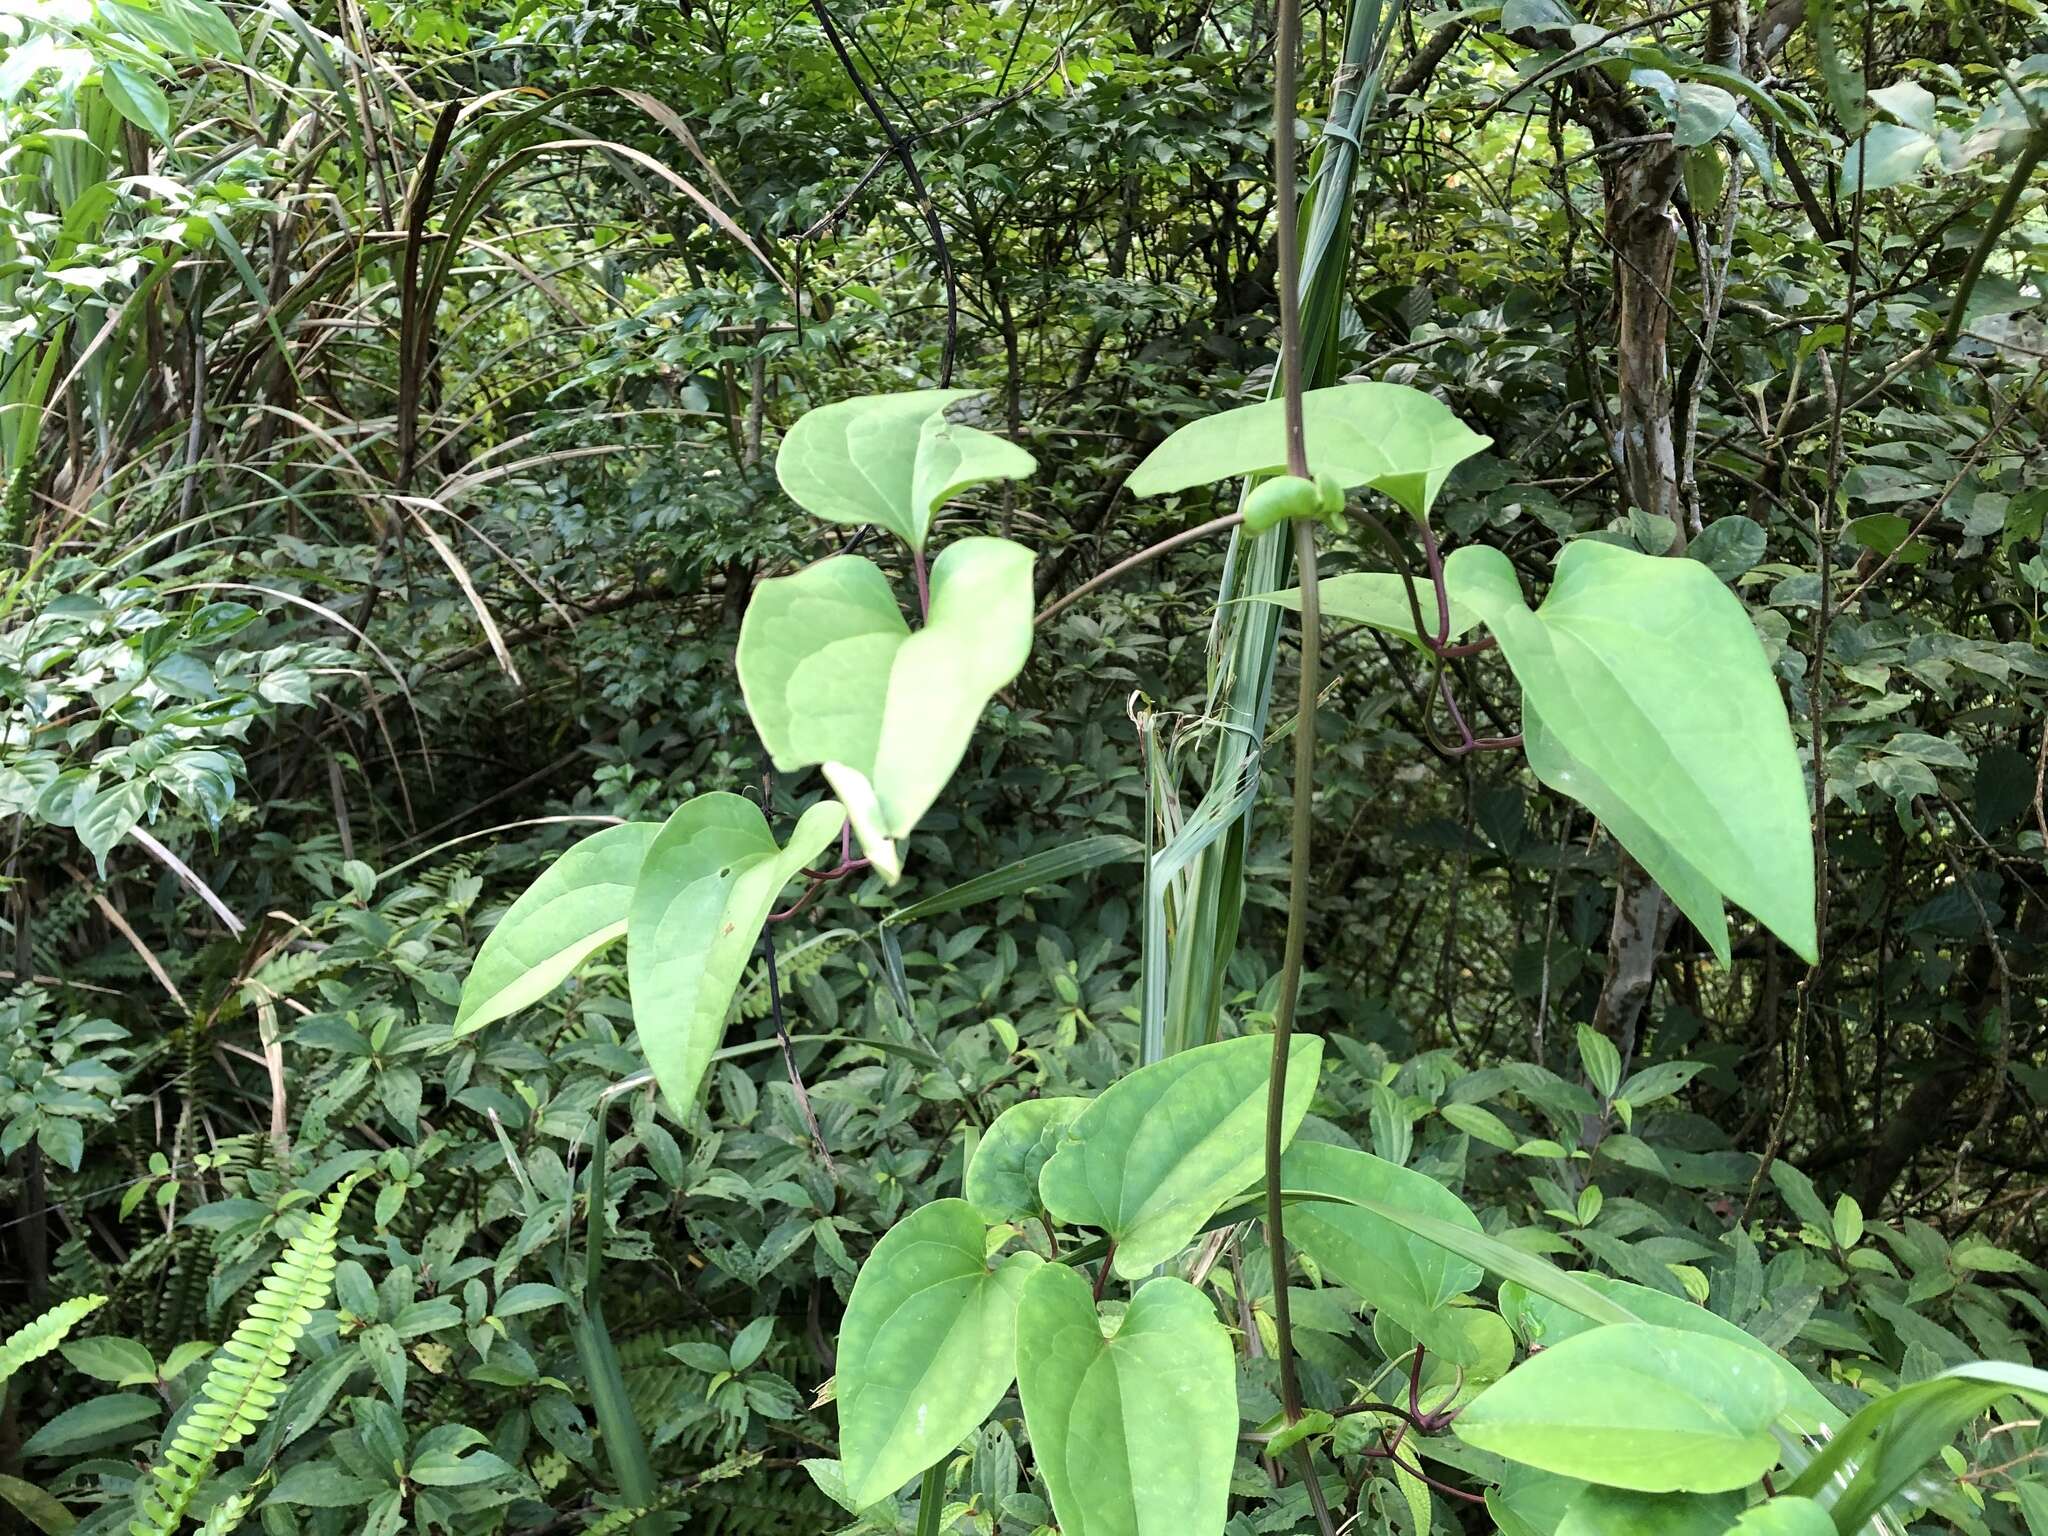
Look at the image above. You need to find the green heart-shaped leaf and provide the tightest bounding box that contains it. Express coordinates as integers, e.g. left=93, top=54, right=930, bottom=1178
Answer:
left=775, top=390, right=1034, bottom=551
left=1038, top=1033, right=1320, bottom=1279
left=1496, top=1274, right=1835, bottom=1434
left=1450, top=540, right=1816, bottom=964
left=1455, top=1323, right=1789, bottom=1493
left=1127, top=382, right=1491, bottom=518
left=836, top=1199, right=1041, bottom=1509
left=625, top=793, right=845, bottom=1116
left=1014, top=1265, right=1235, bottom=1536
left=964, top=1097, right=1089, bottom=1223
left=736, top=538, right=1035, bottom=883
left=1279, top=1141, right=1486, bottom=1354
left=454, top=822, right=659, bottom=1038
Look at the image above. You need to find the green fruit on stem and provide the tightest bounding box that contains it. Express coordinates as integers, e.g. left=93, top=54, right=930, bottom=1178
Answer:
left=1243, top=474, right=1324, bottom=534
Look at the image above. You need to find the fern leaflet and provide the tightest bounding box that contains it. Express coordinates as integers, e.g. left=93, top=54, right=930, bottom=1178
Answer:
left=0, top=1293, right=107, bottom=1387
left=129, top=1175, right=360, bottom=1536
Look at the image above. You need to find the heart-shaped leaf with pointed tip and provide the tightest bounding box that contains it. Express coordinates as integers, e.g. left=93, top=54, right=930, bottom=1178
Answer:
left=454, top=822, right=659, bottom=1038
left=1455, top=1323, right=1789, bottom=1492
left=776, top=390, right=1034, bottom=551
left=626, top=793, right=845, bottom=1116
left=1279, top=1141, right=1486, bottom=1354
left=836, top=1199, right=1041, bottom=1510
left=1126, top=382, right=1491, bottom=518
left=1449, top=540, right=1816, bottom=965
left=1015, top=1266, right=1235, bottom=1536
left=1038, top=1033, right=1320, bottom=1279
left=736, top=538, right=1034, bottom=883
left=965, top=1096, right=1088, bottom=1223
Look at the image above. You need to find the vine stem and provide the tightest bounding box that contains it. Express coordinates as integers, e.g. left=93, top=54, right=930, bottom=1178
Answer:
left=1263, top=2, right=1326, bottom=1529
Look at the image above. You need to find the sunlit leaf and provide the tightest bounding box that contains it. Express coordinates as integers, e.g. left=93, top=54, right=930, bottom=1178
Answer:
left=626, top=793, right=844, bottom=1115
left=1015, top=1266, right=1234, bottom=1536
left=1126, top=383, right=1491, bottom=518
left=454, top=822, right=659, bottom=1037
left=836, top=1200, right=1040, bottom=1509
left=1040, top=1034, right=1319, bottom=1279
left=1451, top=540, right=1816, bottom=964
left=1456, top=1324, right=1788, bottom=1492
left=775, top=390, right=1034, bottom=551
left=965, top=1097, right=1088, bottom=1223
left=736, top=539, right=1034, bottom=882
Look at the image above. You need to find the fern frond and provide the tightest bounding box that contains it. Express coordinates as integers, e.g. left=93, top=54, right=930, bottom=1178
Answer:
left=129, top=1176, right=361, bottom=1536
left=0, top=1293, right=107, bottom=1386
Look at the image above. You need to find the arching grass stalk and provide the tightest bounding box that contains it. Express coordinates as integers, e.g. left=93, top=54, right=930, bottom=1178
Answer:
left=1261, top=0, right=1334, bottom=1526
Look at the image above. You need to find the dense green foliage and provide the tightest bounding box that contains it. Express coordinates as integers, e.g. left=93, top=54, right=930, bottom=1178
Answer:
left=2, top=0, right=2047, bottom=1530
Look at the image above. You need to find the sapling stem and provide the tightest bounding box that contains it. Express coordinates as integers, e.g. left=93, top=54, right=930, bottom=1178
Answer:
left=1262, top=2, right=1331, bottom=1530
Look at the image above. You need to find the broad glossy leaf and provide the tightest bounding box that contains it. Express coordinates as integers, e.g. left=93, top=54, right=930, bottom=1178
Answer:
left=965, top=1098, right=1088, bottom=1223
left=1781, top=1360, right=2048, bottom=1531
left=1014, top=1266, right=1234, bottom=1536
left=1126, top=383, right=1491, bottom=518
left=736, top=539, right=1034, bottom=882
left=910, top=412, right=1036, bottom=544
left=837, top=1199, right=1041, bottom=1509
left=454, top=822, right=659, bottom=1037
left=626, top=794, right=845, bottom=1116
left=1279, top=1141, right=1485, bottom=1353
left=1497, top=1275, right=1835, bottom=1433
left=1456, top=1324, right=1788, bottom=1493
left=1451, top=541, right=1816, bottom=964
left=1723, top=1497, right=1835, bottom=1534
left=1243, top=545, right=1490, bottom=648
left=775, top=390, right=1033, bottom=551
left=1040, top=1034, right=1321, bottom=1279
left=1556, top=1487, right=1742, bottom=1536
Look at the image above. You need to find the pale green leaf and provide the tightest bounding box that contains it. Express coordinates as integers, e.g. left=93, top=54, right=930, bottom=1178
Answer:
left=1039, top=1034, right=1321, bottom=1279
left=1456, top=1324, right=1789, bottom=1492
left=1014, top=1266, right=1234, bottom=1536
left=1723, top=1496, right=1837, bottom=1534
left=1496, top=1274, right=1835, bottom=1434
left=775, top=390, right=1032, bottom=551
left=837, top=1199, right=1041, bottom=1509
left=626, top=794, right=845, bottom=1115
left=1126, top=382, right=1492, bottom=518
left=964, top=1097, right=1088, bottom=1223
left=1842, top=122, right=1936, bottom=190
left=1279, top=1141, right=1485, bottom=1354
left=454, top=822, right=659, bottom=1037
left=910, top=412, right=1036, bottom=543
left=736, top=539, right=1034, bottom=882
left=58, top=1335, right=155, bottom=1386
left=1451, top=541, right=1816, bottom=964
